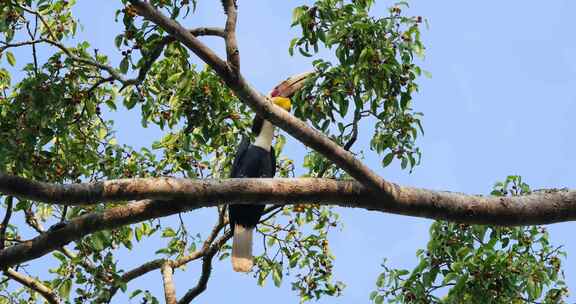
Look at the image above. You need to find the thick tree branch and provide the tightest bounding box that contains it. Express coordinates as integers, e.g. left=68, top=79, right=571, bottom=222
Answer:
left=161, top=262, right=177, bottom=304
left=4, top=268, right=60, bottom=304
left=1, top=174, right=575, bottom=225
left=1, top=175, right=576, bottom=268
left=0, top=198, right=198, bottom=268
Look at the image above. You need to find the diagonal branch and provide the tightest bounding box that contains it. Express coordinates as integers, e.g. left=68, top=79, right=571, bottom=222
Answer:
left=0, top=198, right=199, bottom=268
left=127, top=0, right=390, bottom=194
left=4, top=268, right=60, bottom=304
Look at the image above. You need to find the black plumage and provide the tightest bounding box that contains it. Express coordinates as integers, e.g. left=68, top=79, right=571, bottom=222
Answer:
left=228, top=136, right=276, bottom=230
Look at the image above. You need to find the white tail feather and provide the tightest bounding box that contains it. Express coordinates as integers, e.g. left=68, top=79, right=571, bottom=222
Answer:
left=232, top=224, right=254, bottom=272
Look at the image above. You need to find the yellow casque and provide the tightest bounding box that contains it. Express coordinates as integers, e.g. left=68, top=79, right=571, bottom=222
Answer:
left=271, top=96, right=291, bottom=112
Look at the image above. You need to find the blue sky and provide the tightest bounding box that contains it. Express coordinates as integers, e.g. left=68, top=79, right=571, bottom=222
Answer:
left=4, top=0, right=575, bottom=303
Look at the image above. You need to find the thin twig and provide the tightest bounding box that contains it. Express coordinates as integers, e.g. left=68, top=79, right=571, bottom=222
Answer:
left=0, top=40, right=42, bottom=52
left=25, top=20, right=39, bottom=76
left=15, top=2, right=58, bottom=41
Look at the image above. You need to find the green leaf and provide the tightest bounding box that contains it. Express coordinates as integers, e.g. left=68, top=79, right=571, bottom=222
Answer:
left=162, top=227, right=177, bottom=238
left=59, top=279, right=72, bottom=299
left=257, top=269, right=269, bottom=286
left=291, top=6, right=306, bottom=26
left=298, top=47, right=313, bottom=57
left=92, top=234, right=104, bottom=251
left=376, top=273, right=385, bottom=287
left=119, top=57, right=129, bottom=74
left=115, top=35, right=124, bottom=49
left=6, top=52, right=16, bottom=66
left=129, top=289, right=143, bottom=299
left=443, top=272, right=458, bottom=284
left=382, top=152, right=394, bottom=167
left=272, top=264, right=283, bottom=287
left=106, top=98, right=117, bottom=110
left=53, top=251, right=67, bottom=263
left=135, top=226, right=143, bottom=242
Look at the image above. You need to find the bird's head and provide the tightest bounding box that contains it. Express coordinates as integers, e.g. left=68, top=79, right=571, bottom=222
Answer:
left=268, top=71, right=314, bottom=112
left=252, top=72, right=314, bottom=135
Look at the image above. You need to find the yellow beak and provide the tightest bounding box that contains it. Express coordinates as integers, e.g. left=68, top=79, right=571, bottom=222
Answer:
left=271, top=96, right=292, bottom=111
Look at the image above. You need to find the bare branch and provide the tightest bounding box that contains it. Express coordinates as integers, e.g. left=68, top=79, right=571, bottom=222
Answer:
left=99, top=209, right=229, bottom=302
left=0, top=40, right=42, bottom=52
left=97, top=212, right=230, bottom=303
left=98, top=246, right=205, bottom=302
left=161, top=262, right=177, bottom=304
left=190, top=27, right=226, bottom=38
left=4, top=268, right=60, bottom=304
left=223, top=0, right=239, bottom=74
left=178, top=231, right=231, bottom=304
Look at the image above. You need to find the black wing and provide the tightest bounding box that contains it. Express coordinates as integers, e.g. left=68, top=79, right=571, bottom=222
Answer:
left=230, top=136, right=250, bottom=178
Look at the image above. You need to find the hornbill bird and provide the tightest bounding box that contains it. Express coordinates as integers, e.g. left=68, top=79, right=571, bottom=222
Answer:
left=229, top=72, right=312, bottom=272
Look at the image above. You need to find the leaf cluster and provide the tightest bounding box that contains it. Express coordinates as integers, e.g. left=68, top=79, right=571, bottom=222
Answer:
left=370, top=176, right=569, bottom=304
left=290, top=0, right=425, bottom=171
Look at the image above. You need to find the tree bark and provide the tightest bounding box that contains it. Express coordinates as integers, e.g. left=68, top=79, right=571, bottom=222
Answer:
left=1, top=174, right=576, bottom=268
left=4, top=268, right=60, bottom=304
left=161, top=262, right=177, bottom=304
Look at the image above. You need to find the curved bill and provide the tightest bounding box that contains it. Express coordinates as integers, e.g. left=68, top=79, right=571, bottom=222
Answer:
left=269, top=71, right=315, bottom=98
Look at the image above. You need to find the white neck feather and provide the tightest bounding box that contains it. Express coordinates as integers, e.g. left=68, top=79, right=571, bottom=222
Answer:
left=253, top=120, right=274, bottom=151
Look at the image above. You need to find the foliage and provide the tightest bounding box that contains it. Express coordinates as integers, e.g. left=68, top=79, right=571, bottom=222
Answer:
left=290, top=0, right=425, bottom=173
left=370, top=176, right=569, bottom=304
